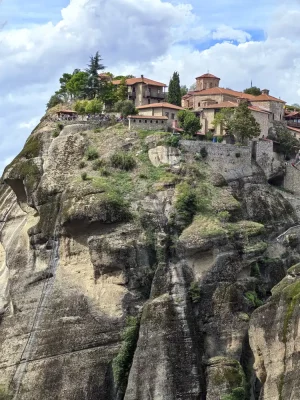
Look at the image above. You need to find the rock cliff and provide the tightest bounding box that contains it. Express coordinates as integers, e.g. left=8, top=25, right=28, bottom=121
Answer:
left=0, top=119, right=300, bottom=400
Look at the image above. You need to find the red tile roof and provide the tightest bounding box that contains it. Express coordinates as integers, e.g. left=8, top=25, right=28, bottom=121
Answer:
left=251, top=94, right=285, bottom=103
left=112, top=77, right=167, bottom=87
left=128, top=115, right=168, bottom=120
left=196, top=73, right=220, bottom=80
left=287, top=126, right=300, bottom=133
left=248, top=105, right=271, bottom=114
left=137, top=102, right=184, bottom=110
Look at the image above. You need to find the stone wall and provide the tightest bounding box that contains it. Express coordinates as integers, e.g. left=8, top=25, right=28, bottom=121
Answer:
left=180, top=140, right=252, bottom=181
left=284, top=164, right=300, bottom=195
left=255, top=140, right=283, bottom=179
left=251, top=110, right=271, bottom=138
left=129, top=119, right=168, bottom=131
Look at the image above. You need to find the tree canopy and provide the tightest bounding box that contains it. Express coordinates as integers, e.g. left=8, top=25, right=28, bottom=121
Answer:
left=85, top=52, right=105, bottom=99
left=177, top=110, right=201, bottom=136
left=168, top=72, right=181, bottom=106
left=213, top=102, right=261, bottom=143
left=180, top=85, right=188, bottom=97
left=114, top=100, right=138, bottom=118
left=116, top=77, right=128, bottom=101
left=243, top=86, right=262, bottom=96
left=269, top=125, right=299, bottom=158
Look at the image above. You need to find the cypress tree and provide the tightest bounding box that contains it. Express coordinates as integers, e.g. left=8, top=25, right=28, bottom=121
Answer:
left=168, top=71, right=181, bottom=106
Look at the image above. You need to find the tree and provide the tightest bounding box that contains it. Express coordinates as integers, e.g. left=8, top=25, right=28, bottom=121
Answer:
left=65, top=71, right=89, bottom=99
left=270, top=125, right=299, bottom=158
left=74, top=100, right=88, bottom=118
left=243, top=86, right=262, bottom=96
left=180, top=85, right=188, bottom=97
left=86, top=51, right=105, bottom=98
left=85, top=98, right=103, bottom=115
left=114, top=75, right=135, bottom=80
left=114, top=100, right=138, bottom=118
left=116, top=77, right=128, bottom=101
left=212, top=108, right=235, bottom=133
left=177, top=110, right=201, bottom=136
left=189, top=83, right=197, bottom=91
left=46, top=94, right=63, bottom=110
left=100, top=82, right=118, bottom=109
left=213, top=102, right=261, bottom=143
left=168, top=72, right=181, bottom=106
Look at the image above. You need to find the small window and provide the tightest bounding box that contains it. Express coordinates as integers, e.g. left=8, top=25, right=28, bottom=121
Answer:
left=139, top=120, right=141, bottom=123
left=156, top=120, right=158, bottom=123
left=161, top=121, right=164, bottom=124
left=150, top=120, right=153, bottom=123
left=198, top=102, right=200, bottom=107
left=133, top=119, right=136, bottom=122
left=171, top=113, right=175, bottom=120
left=145, top=120, right=147, bottom=123
left=148, top=99, right=151, bottom=104
left=165, top=112, right=169, bottom=117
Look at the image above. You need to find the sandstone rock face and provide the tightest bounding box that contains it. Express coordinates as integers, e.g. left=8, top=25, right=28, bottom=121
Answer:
left=0, top=120, right=300, bottom=399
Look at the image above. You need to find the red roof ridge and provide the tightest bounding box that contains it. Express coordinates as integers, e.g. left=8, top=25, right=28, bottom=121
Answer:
left=112, top=77, right=166, bottom=87
left=195, top=73, right=220, bottom=80
left=137, top=102, right=184, bottom=110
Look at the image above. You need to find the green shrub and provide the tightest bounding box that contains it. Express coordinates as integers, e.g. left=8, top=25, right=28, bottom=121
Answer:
left=165, top=135, right=180, bottom=147
left=0, top=385, right=13, bottom=400
left=99, top=167, right=110, bottom=176
left=189, top=282, right=201, bottom=303
left=78, top=161, right=86, bottom=169
left=52, top=130, right=60, bottom=138
left=205, top=131, right=214, bottom=141
left=81, top=172, right=88, bottom=181
left=19, top=135, right=41, bottom=159
left=112, top=316, right=140, bottom=392
left=250, top=263, right=260, bottom=278
left=217, top=211, right=230, bottom=222
left=110, top=152, right=136, bottom=171
left=92, top=159, right=105, bottom=170
left=222, top=387, right=246, bottom=400
left=245, top=291, right=263, bottom=308
left=86, top=147, right=99, bottom=160
left=94, top=127, right=102, bottom=133
left=57, top=122, right=64, bottom=131
left=175, top=183, right=198, bottom=226
left=217, top=136, right=224, bottom=143
left=139, top=173, right=148, bottom=179
left=200, top=147, right=208, bottom=158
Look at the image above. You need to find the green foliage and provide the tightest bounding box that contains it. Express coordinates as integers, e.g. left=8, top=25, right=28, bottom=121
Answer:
left=200, top=147, right=208, bottom=158
left=112, top=316, right=140, bottom=392
left=212, top=108, right=234, bottom=133
left=85, top=98, right=103, bottom=114
left=204, top=131, right=214, bottom=141
left=245, top=291, right=263, bottom=308
left=177, top=110, right=201, bottom=136
left=217, top=211, right=230, bottom=222
left=66, top=71, right=89, bottom=99
left=272, top=125, right=299, bottom=157
left=52, top=130, right=60, bottom=138
left=46, top=94, right=63, bottom=110
left=81, top=172, right=88, bottom=181
left=164, top=134, right=180, bottom=147
left=230, top=102, right=261, bottom=143
left=19, top=135, right=41, bottom=159
left=85, top=51, right=105, bottom=99
left=99, top=167, right=110, bottom=176
left=180, top=85, right=188, bottom=97
left=78, top=161, right=86, bottom=169
left=175, top=183, right=199, bottom=226
left=243, top=86, right=262, bottom=96
left=217, top=136, right=224, bottom=143
left=0, top=385, right=13, bottom=400
left=74, top=99, right=89, bottom=115
left=114, top=100, right=138, bottom=118
left=92, top=159, right=105, bottom=170
left=57, top=122, right=64, bottom=131
left=116, top=77, right=128, bottom=101
left=250, top=263, right=261, bottom=278
left=85, top=147, right=99, bottom=160
left=189, top=281, right=201, bottom=303
left=222, top=387, right=246, bottom=400
left=168, top=71, right=182, bottom=106
left=110, top=152, right=136, bottom=171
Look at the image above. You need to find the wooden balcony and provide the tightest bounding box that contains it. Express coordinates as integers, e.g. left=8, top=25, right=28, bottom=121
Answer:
left=144, top=91, right=165, bottom=99
left=287, top=121, right=300, bottom=128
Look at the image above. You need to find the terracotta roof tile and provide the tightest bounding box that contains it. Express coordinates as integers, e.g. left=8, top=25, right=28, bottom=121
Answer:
left=251, top=94, right=285, bottom=103
left=137, top=102, right=184, bottom=110
left=287, top=126, right=300, bottom=133
left=195, top=73, right=220, bottom=80
left=128, top=115, right=168, bottom=120
left=112, top=77, right=166, bottom=87
left=248, top=105, right=271, bottom=114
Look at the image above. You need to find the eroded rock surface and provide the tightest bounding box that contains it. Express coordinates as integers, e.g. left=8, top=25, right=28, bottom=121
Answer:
left=0, top=119, right=300, bottom=400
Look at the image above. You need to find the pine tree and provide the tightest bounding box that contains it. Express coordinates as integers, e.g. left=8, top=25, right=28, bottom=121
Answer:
left=168, top=72, right=181, bottom=106
left=86, top=52, right=105, bottom=99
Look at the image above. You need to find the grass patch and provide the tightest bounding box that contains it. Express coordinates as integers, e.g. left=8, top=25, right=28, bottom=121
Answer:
left=81, top=172, right=88, bottom=180
left=86, top=146, right=99, bottom=160
left=189, top=281, right=201, bottom=303
left=78, top=161, right=86, bottom=169
left=244, top=291, right=263, bottom=308
left=19, top=134, right=42, bottom=159
left=92, top=159, right=105, bottom=170
left=110, top=151, right=136, bottom=171
left=112, top=316, right=140, bottom=392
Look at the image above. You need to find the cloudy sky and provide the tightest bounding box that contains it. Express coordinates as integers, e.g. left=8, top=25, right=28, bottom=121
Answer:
left=1, top=0, right=300, bottom=172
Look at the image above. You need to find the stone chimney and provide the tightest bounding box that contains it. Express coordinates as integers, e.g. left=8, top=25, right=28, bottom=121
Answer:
left=141, top=74, right=144, bottom=80
left=262, top=89, right=269, bottom=95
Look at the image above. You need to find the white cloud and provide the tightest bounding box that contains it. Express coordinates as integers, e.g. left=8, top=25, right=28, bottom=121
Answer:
left=212, top=25, right=251, bottom=43
left=18, top=117, right=39, bottom=129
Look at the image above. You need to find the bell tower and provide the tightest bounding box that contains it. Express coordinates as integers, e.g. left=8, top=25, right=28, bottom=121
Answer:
left=195, top=73, right=220, bottom=91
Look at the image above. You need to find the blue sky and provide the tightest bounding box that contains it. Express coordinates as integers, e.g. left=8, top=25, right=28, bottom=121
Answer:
left=0, top=0, right=300, bottom=173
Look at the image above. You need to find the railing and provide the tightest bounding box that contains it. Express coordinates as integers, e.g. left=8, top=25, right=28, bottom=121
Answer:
left=143, top=91, right=165, bottom=99
left=287, top=121, right=300, bottom=128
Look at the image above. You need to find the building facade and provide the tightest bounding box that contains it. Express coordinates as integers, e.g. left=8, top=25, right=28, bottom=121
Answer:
left=112, top=76, right=167, bottom=107
left=182, top=74, right=285, bottom=138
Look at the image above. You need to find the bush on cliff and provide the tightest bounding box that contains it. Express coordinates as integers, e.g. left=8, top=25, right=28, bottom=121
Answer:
left=110, top=151, right=136, bottom=171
